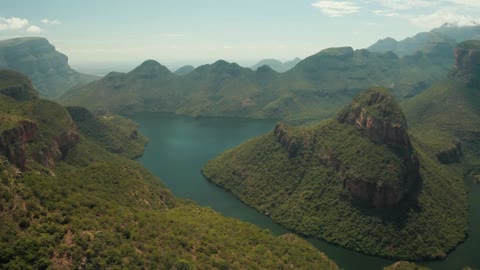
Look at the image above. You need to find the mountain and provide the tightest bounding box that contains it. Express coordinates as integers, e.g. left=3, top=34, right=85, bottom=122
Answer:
left=202, top=87, right=467, bottom=260
left=0, top=37, right=99, bottom=97
left=60, top=45, right=453, bottom=124
left=402, top=40, right=480, bottom=167
left=250, top=57, right=302, bottom=72
left=368, top=24, right=480, bottom=57
left=0, top=70, right=339, bottom=269
left=174, top=65, right=195, bottom=76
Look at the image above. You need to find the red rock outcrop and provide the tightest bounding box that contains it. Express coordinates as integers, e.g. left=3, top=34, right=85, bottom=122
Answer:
left=0, top=120, right=39, bottom=170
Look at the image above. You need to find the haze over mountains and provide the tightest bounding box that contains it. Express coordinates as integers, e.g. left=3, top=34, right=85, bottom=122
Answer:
left=250, top=58, right=302, bottom=73
left=59, top=41, right=455, bottom=124
left=0, top=37, right=98, bottom=98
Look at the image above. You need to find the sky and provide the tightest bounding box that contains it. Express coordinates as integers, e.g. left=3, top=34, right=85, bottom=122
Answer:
left=1, top=0, right=479, bottom=70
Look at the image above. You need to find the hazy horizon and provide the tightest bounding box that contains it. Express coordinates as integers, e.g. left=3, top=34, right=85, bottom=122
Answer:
left=2, top=0, right=479, bottom=68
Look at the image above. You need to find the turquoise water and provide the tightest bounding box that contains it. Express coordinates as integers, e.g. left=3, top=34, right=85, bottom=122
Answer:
left=131, top=112, right=479, bottom=270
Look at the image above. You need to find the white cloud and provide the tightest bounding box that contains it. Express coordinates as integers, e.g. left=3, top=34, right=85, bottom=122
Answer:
left=373, top=9, right=399, bottom=16
left=26, top=25, right=43, bottom=33
left=376, top=0, right=437, bottom=10
left=445, top=0, right=480, bottom=8
left=312, top=1, right=360, bottom=17
left=41, top=18, right=61, bottom=25
left=0, top=17, right=29, bottom=31
left=408, top=8, right=477, bottom=29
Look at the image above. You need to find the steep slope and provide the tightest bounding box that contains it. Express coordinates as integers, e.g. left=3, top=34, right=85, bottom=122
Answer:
left=0, top=70, right=339, bottom=269
left=403, top=40, right=480, bottom=167
left=61, top=45, right=453, bottom=123
left=368, top=24, right=480, bottom=57
left=0, top=37, right=98, bottom=97
left=203, top=87, right=468, bottom=260
left=250, top=57, right=302, bottom=72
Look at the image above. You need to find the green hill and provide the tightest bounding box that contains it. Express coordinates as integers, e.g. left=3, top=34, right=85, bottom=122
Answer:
left=0, top=37, right=99, bottom=97
left=402, top=40, right=480, bottom=169
left=202, top=87, right=468, bottom=260
left=0, top=70, right=339, bottom=269
left=59, top=44, right=453, bottom=124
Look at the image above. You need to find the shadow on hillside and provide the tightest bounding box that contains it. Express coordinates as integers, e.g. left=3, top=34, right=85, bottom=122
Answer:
left=351, top=177, right=424, bottom=229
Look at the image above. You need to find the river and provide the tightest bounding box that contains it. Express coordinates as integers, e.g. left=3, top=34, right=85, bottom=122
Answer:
left=130, top=112, right=479, bottom=270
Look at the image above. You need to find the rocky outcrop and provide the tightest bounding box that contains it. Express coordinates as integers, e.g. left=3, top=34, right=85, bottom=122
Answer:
left=336, top=88, right=420, bottom=208
left=453, top=40, right=480, bottom=86
left=0, top=119, right=79, bottom=170
left=0, top=120, right=39, bottom=170
left=436, top=141, right=463, bottom=164
left=338, top=88, right=410, bottom=146
left=274, top=123, right=299, bottom=157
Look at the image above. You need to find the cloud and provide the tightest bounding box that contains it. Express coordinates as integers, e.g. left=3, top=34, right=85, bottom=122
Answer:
left=312, top=0, right=360, bottom=17
left=444, top=0, right=480, bottom=8
left=0, top=17, right=29, bottom=31
left=373, top=9, right=399, bottom=16
left=26, top=25, right=43, bottom=33
left=376, top=0, right=437, bottom=10
left=41, top=18, right=61, bottom=25
left=408, top=8, right=477, bottom=29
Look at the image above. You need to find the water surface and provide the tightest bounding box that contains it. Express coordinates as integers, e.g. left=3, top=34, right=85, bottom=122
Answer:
left=131, top=112, right=479, bottom=270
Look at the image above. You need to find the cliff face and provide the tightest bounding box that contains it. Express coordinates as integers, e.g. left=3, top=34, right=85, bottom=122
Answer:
left=0, top=119, right=79, bottom=170
left=0, top=120, right=39, bottom=170
left=274, top=124, right=299, bottom=157
left=453, top=40, right=480, bottom=86
left=0, top=37, right=98, bottom=97
left=338, top=88, right=410, bottom=146
left=336, top=88, right=420, bottom=207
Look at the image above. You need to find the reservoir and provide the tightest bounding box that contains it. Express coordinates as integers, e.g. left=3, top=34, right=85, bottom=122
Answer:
left=131, top=112, right=479, bottom=270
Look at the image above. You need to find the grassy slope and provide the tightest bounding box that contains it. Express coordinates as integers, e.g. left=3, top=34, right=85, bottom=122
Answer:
left=203, top=102, right=468, bottom=260
left=0, top=78, right=338, bottom=269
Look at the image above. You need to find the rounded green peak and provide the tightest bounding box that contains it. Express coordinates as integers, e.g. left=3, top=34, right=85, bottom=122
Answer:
left=130, top=59, right=172, bottom=76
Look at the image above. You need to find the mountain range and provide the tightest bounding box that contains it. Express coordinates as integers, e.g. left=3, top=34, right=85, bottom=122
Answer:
left=250, top=57, right=302, bottom=72
left=59, top=42, right=454, bottom=124
left=0, top=37, right=98, bottom=97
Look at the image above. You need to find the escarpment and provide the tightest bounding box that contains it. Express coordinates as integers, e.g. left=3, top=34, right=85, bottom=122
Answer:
left=453, top=40, right=480, bottom=86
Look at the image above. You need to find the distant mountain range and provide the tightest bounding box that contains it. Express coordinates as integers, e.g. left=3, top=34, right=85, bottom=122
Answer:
left=59, top=43, right=454, bottom=123
left=0, top=37, right=99, bottom=97
left=250, top=58, right=302, bottom=72
left=368, top=23, right=480, bottom=56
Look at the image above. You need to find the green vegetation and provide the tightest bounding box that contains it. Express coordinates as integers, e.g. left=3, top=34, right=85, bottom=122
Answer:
left=203, top=88, right=468, bottom=260
left=59, top=42, right=453, bottom=124
left=67, top=106, right=148, bottom=159
left=0, top=37, right=98, bottom=97
left=0, top=71, right=339, bottom=269
left=383, top=261, right=430, bottom=270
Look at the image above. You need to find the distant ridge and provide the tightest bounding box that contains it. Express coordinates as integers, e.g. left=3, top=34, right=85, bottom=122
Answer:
left=250, top=57, right=301, bottom=72
left=0, top=37, right=99, bottom=97
left=368, top=24, right=480, bottom=56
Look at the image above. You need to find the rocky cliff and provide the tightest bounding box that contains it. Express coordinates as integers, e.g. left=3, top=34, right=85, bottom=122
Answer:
left=338, top=87, right=410, bottom=146
left=274, top=123, right=300, bottom=157
left=335, top=88, right=420, bottom=207
left=0, top=120, right=39, bottom=169
left=453, top=40, right=480, bottom=86
left=0, top=37, right=98, bottom=97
